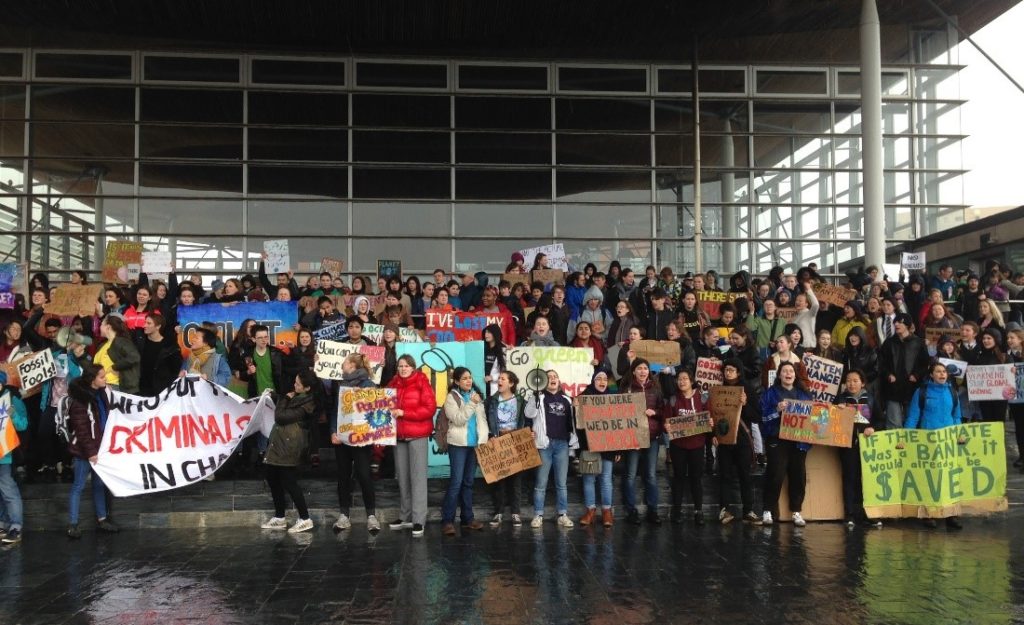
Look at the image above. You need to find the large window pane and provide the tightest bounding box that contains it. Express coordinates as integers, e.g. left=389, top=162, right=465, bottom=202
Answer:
left=0, top=85, right=26, bottom=120
left=753, top=102, right=830, bottom=133
left=32, top=122, right=134, bottom=158
left=562, top=240, right=651, bottom=269
left=558, top=67, right=646, bottom=92
left=656, top=134, right=749, bottom=168
left=557, top=134, right=649, bottom=166
left=141, top=89, right=242, bottom=123
left=0, top=122, right=24, bottom=156
left=353, top=168, right=449, bottom=199
left=139, top=199, right=242, bottom=234
left=556, top=204, right=649, bottom=238
left=458, top=65, right=547, bottom=91
left=140, top=163, right=242, bottom=196
left=353, top=202, right=449, bottom=236
left=248, top=166, right=347, bottom=198
left=456, top=169, right=551, bottom=200
left=141, top=235, right=246, bottom=274
left=353, top=94, right=449, bottom=128
left=351, top=238, right=450, bottom=274
left=0, top=53, right=23, bottom=78
left=30, top=85, right=134, bottom=122
left=248, top=128, right=346, bottom=161
left=657, top=68, right=746, bottom=94
left=248, top=92, right=347, bottom=126
left=755, top=70, right=827, bottom=95
left=752, top=135, right=830, bottom=168
left=356, top=62, right=447, bottom=89
left=752, top=170, right=831, bottom=205
left=31, top=159, right=135, bottom=196
left=455, top=97, right=551, bottom=130
left=248, top=201, right=347, bottom=236
left=251, top=59, right=346, bottom=86
left=557, top=98, right=649, bottom=131
left=141, top=125, right=242, bottom=160
left=33, top=195, right=135, bottom=233
left=35, top=53, right=132, bottom=80
left=352, top=131, right=449, bottom=164
left=144, top=56, right=240, bottom=83
left=556, top=170, right=650, bottom=202
left=456, top=132, right=549, bottom=165
left=454, top=204, right=552, bottom=237
left=454, top=239, right=551, bottom=274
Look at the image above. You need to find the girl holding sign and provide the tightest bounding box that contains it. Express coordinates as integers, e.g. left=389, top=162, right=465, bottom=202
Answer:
left=440, top=367, right=489, bottom=536
left=576, top=369, right=617, bottom=528
left=485, top=371, right=527, bottom=527
left=622, top=359, right=665, bottom=526
left=760, top=362, right=813, bottom=527
left=716, top=360, right=760, bottom=525
left=330, top=354, right=380, bottom=533
left=834, top=369, right=882, bottom=528
left=1006, top=329, right=1024, bottom=470
left=665, top=370, right=709, bottom=526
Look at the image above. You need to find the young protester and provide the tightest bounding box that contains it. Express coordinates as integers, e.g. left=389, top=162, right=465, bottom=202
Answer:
left=94, top=316, right=140, bottom=394
left=621, top=359, right=665, bottom=525
left=605, top=300, right=638, bottom=349
left=261, top=369, right=319, bottom=534
left=715, top=360, right=760, bottom=524
left=791, top=284, right=819, bottom=350
left=761, top=334, right=809, bottom=390
left=760, top=362, right=813, bottom=526
left=485, top=371, right=526, bottom=527
left=440, top=367, right=489, bottom=536
left=834, top=369, right=882, bottom=528
left=65, top=366, right=119, bottom=539
left=576, top=369, right=617, bottom=528
left=1006, top=329, right=1024, bottom=470
left=573, top=285, right=612, bottom=344
left=831, top=300, right=869, bottom=349
left=746, top=298, right=786, bottom=359
left=522, top=316, right=559, bottom=347
left=526, top=369, right=577, bottom=529
left=387, top=355, right=436, bottom=537
left=878, top=313, right=930, bottom=429
left=181, top=327, right=229, bottom=384
left=665, top=369, right=710, bottom=525
left=810, top=328, right=844, bottom=363
left=677, top=290, right=709, bottom=345
left=138, top=314, right=182, bottom=396
left=482, top=324, right=505, bottom=398
left=331, top=354, right=380, bottom=533
left=570, top=321, right=606, bottom=368
left=0, top=373, right=28, bottom=544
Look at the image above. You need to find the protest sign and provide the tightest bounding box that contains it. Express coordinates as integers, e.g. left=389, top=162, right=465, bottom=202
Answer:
left=141, top=251, right=173, bottom=274
left=1011, top=363, right=1024, bottom=405
left=696, top=290, right=739, bottom=319
left=103, top=241, right=143, bottom=283
left=377, top=259, right=402, bottom=282
left=319, top=257, right=344, bottom=276
left=709, top=385, right=743, bottom=445
left=859, top=423, right=1008, bottom=518
left=801, top=353, right=843, bottom=402
left=126, top=264, right=142, bottom=282
left=177, top=301, right=298, bottom=352
left=45, top=284, right=102, bottom=317
left=337, top=387, right=397, bottom=446
left=16, top=350, right=58, bottom=393
left=502, top=273, right=531, bottom=290
left=531, top=269, right=565, bottom=289
left=814, top=283, right=858, bottom=308
left=694, top=357, right=723, bottom=393
left=314, top=340, right=386, bottom=383
left=425, top=309, right=515, bottom=344
left=631, top=340, right=681, bottom=368
left=0, top=262, right=28, bottom=309
left=312, top=322, right=347, bottom=342
left=966, top=364, right=1017, bottom=402
left=779, top=400, right=856, bottom=448
left=778, top=446, right=845, bottom=521
left=925, top=327, right=961, bottom=347
left=92, top=378, right=274, bottom=496
left=665, top=410, right=712, bottom=440
left=506, top=346, right=594, bottom=397
left=939, top=358, right=969, bottom=382
left=476, top=428, right=542, bottom=483
left=335, top=294, right=385, bottom=316
left=774, top=308, right=798, bottom=321
left=901, top=251, right=926, bottom=271
left=363, top=323, right=423, bottom=344
left=0, top=394, right=19, bottom=457
left=881, top=263, right=902, bottom=282
left=395, top=341, right=485, bottom=467
left=263, top=239, right=290, bottom=274
left=577, top=393, right=649, bottom=452
left=518, top=243, right=568, bottom=271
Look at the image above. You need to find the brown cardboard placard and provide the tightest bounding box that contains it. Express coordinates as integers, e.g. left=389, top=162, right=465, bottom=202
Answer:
left=924, top=326, right=962, bottom=346
left=476, top=428, right=543, bottom=484
left=631, top=340, right=681, bottom=367
left=320, top=257, right=344, bottom=276
left=102, top=241, right=143, bottom=283
left=45, top=284, right=102, bottom=317
left=577, top=392, right=650, bottom=452
left=814, top=283, right=858, bottom=308
left=665, top=410, right=712, bottom=440
left=695, top=357, right=723, bottom=393
left=502, top=273, right=531, bottom=290
left=779, top=400, right=856, bottom=448
left=531, top=269, right=565, bottom=288
left=709, top=385, right=743, bottom=445
left=778, top=445, right=845, bottom=521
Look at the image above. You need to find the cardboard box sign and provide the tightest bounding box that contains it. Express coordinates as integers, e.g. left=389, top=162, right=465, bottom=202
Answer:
left=577, top=392, right=650, bottom=452
left=320, top=257, right=344, bottom=276
left=778, top=400, right=856, bottom=448
left=695, top=357, right=723, bottom=393
left=814, top=283, right=858, bottom=308
left=502, top=273, right=531, bottom=290
left=775, top=307, right=798, bottom=320
left=337, top=387, right=397, bottom=447
left=924, top=327, right=962, bottom=346
left=801, top=354, right=843, bottom=403
left=476, top=428, right=542, bottom=484
left=708, top=385, right=743, bottom=445
left=531, top=269, right=565, bottom=288
left=16, top=350, right=58, bottom=393
left=778, top=445, right=845, bottom=522
left=377, top=259, right=402, bottom=282
left=696, top=290, right=739, bottom=319
left=102, top=241, right=143, bottom=283
left=665, top=410, right=712, bottom=440
left=45, top=284, right=102, bottom=317
left=631, top=340, right=681, bottom=367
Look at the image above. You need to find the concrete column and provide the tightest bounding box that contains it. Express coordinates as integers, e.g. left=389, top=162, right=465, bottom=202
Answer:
left=721, top=119, right=737, bottom=270
left=861, top=0, right=886, bottom=269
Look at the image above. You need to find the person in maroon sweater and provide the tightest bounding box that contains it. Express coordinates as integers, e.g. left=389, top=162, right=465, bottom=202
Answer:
left=65, top=366, right=119, bottom=539
left=664, top=370, right=710, bottom=525
left=386, top=355, right=437, bottom=537
left=621, top=358, right=665, bottom=525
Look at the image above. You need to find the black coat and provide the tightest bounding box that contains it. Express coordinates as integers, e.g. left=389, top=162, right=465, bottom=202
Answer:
left=878, top=333, right=930, bottom=403
left=242, top=346, right=287, bottom=396
left=140, top=340, right=184, bottom=397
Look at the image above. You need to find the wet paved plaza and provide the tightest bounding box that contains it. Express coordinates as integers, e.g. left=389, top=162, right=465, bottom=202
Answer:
left=2, top=511, right=1023, bottom=625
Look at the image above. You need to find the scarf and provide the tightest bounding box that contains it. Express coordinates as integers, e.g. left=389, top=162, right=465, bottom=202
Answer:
left=189, top=344, right=214, bottom=373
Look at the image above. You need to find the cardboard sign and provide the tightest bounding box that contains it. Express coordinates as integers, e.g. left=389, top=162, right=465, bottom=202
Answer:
left=425, top=310, right=514, bottom=343
left=506, top=346, right=594, bottom=397
left=708, top=385, right=743, bottom=445
left=319, top=257, right=344, bottom=276
left=363, top=323, right=423, bottom=344
left=631, top=340, right=681, bottom=368
left=377, top=259, right=402, bottom=282
left=774, top=308, right=798, bottom=321
left=335, top=294, right=385, bottom=316
left=695, top=357, right=723, bottom=393
left=966, top=364, right=1017, bottom=402
left=577, top=392, right=650, bottom=452
left=518, top=243, right=568, bottom=271
left=901, top=251, right=926, bottom=271
left=314, top=340, right=386, bottom=383
left=0, top=262, right=28, bottom=309
left=476, top=428, right=542, bottom=484
left=801, top=354, right=843, bottom=403
left=16, top=350, right=58, bottom=392
left=778, top=446, right=845, bottom=521
left=502, top=273, right=531, bottom=290
left=779, top=400, right=856, bottom=448
left=102, top=241, right=143, bottom=283
left=531, top=269, right=565, bottom=289
left=665, top=410, right=712, bottom=440
left=925, top=327, right=962, bottom=347
left=312, top=322, right=347, bottom=342
left=814, top=283, right=858, bottom=308
left=939, top=358, right=969, bottom=382
left=696, top=290, right=739, bottom=319
left=860, top=423, right=1008, bottom=518
left=337, top=387, right=397, bottom=446
left=881, top=263, right=902, bottom=282
left=263, top=239, right=290, bottom=274
left=45, top=284, right=102, bottom=317
left=141, top=251, right=173, bottom=274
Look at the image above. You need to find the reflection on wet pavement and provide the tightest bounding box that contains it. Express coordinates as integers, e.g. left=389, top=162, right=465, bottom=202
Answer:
left=1, top=515, right=1022, bottom=624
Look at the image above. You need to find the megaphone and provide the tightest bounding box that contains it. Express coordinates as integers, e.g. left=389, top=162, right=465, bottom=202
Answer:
left=525, top=367, right=548, bottom=393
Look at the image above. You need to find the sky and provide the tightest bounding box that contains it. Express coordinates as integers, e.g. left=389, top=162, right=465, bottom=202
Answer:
left=959, top=1, right=1024, bottom=208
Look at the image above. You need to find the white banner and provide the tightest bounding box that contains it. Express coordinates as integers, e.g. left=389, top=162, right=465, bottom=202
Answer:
left=92, top=378, right=275, bottom=496
left=263, top=239, right=291, bottom=274
left=966, top=363, right=1017, bottom=402
left=363, top=323, right=423, bottom=344
left=517, top=243, right=569, bottom=271
left=901, top=251, right=926, bottom=271
left=505, top=345, right=593, bottom=397
left=313, top=340, right=386, bottom=383
left=17, top=350, right=58, bottom=392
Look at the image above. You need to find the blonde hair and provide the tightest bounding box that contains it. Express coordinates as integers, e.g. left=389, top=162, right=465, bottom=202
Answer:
left=977, top=299, right=1005, bottom=328
left=344, top=353, right=373, bottom=377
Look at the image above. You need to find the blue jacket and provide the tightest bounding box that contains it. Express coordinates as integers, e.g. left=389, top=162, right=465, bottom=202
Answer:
left=905, top=381, right=962, bottom=430
left=760, top=384, right=813, bottom=451
left=0, top=390, right=28, bottom=464
left=565, top=284, right=587, bottom=321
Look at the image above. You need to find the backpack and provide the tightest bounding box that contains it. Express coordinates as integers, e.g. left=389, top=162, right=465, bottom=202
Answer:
left=917, top=382, right=958, bottom=419
left=56, top=395, right=75, bottom=444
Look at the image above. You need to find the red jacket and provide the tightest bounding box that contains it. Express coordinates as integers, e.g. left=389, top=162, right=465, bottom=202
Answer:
left=123, top=305, right=160, bottom=331
left=388, top=370, right=437, bottom=440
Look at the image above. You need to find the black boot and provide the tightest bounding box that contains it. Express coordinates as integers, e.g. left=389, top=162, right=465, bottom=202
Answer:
left=670, top=507, right=683, bottom=524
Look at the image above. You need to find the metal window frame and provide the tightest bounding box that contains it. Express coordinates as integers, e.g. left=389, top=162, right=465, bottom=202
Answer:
left=354, top=58, right=450, bottom=92
left=752, top=66, right=830, bottom=98
left=30, top=49, right=136, bottom=84
left=833, top=67, right=911, bottom=99
left=247, top=54, right=348, bottom=90
left=454, top=61, right=551, bottom=94
left=0, top=48, right=27, bottom=82
left=555, top=63, right=650, bottom=96
left=140, top=51, right=243, bottom=86
left=653, top=64, right=748, bottom=97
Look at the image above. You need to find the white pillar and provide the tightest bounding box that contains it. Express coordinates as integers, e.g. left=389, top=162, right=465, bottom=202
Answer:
left=861, top=0, right=886, bottom=269
left=721, top=119, right=737, bottom=270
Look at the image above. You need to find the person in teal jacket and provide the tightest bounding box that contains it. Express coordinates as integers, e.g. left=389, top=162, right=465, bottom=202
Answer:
left=904, top=361, right=965, bottom=530
left=0, top=371, right=29, bottom=544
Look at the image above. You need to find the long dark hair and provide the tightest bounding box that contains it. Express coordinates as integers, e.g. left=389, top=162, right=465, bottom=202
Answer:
left=772, top=361, right=807, bottom=393
left=483, top=324, right=505, bottom=370
left=294, top=368, right=326, bottom=417
left=103, top=315, right=130, bottom=340
left=232, top=319, right=257, bottom=349
left=448, top=366, right=483, bottom=397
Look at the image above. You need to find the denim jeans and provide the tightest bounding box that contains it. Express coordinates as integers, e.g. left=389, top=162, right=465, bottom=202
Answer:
left=885, top=401, right=906, bottom=430
left=0, top=464, right=24, bottom=531
left=622, top=438, right=662, bottom=513
left=533, top=439, right=569, bottom=516
left=69, top=457, right=109, bottom=525
left=442, top=445, right=478, bottom=524
left=582, top=455, right=615, bottom=510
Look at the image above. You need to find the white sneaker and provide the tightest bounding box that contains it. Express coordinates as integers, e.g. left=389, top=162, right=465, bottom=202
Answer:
left=718, top=507, right=735, bottom=525
left=261, top=517, right=288, bottom=530
left=556, top=514, right=574, bottom=528
left=333, top=514, right=351, bottom=531
left=761, top=511, right=773, bottom=526
left=792, top=512, right=806, bottom=527
left=367, top=515, right=381, bottom=532
left=530, top=515, right=543, bottom=528
left=490, top=513, right=502, bottom=527
left=288, top=518, right=314, bottom=533
left=389, top=519, right=413, bottom=530
left=511, top=514, right=522, bottom=526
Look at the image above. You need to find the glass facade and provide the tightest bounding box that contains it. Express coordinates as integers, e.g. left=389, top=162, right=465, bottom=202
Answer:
left=0, top=41, right=966, bottom=278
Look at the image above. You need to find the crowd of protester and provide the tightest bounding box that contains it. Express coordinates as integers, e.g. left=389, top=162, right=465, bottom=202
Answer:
left=0, top=252, right=1022, bottom=543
